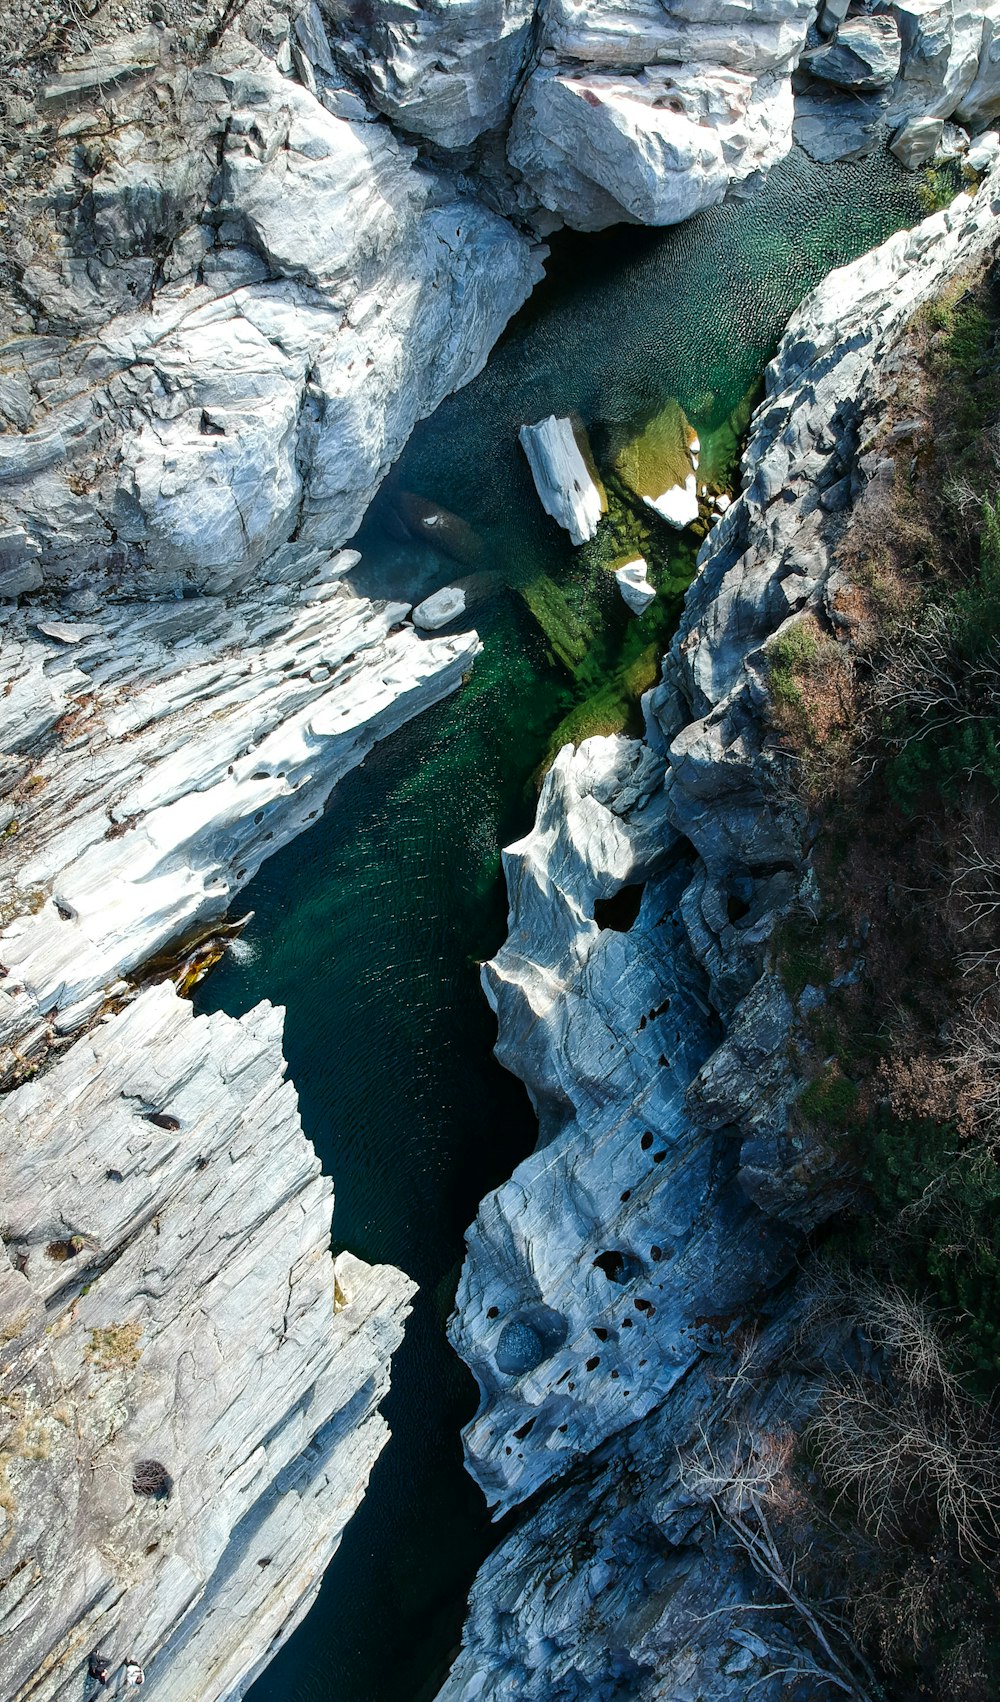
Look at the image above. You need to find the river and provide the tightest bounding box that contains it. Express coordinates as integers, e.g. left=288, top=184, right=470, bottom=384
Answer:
left=194, top=143, right=932, bottom=1702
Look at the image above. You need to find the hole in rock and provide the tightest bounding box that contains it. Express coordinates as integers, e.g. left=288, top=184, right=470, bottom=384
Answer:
left=620, top=1189, right=631, bottom=1202
left=727, top=892, right=751, bottom=923
left=650, top=1246, right=663, bottom=1262
left=133, top=1459, right=173, bottom=1500
left=512, top=1417, right=536, bottom=1442
left=593, top=1250, right=644, bottom=1285
left=487, top=1306, right=499, bottom=1319
left=611, top=1370, right=620, bottom=1379
left=640, top=1132, right=654, bottom=1152
left=653, top=1151, right=666, bottom=1164
left=46, top=1236, right=83, bottom=1262
left=593, top=883, right=644, bottom=933
left=622, top=1317, right=634, bottom=1329
left=199, top=409, right=225, bottom=437
left=585, top=1356, right=600, bottom=1372
left=146, top=1111, right=180, bottom=1131
left=593, top=1326, right=609, bottom=1341
left=494, top=1305, right=568, bottom=1377
left=106, top=1168, right=124, bottom=1182
left=634, top=1298, right=656, bottom=1316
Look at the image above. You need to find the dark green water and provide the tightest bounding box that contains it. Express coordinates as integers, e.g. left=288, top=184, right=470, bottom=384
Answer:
left=194, top=148, right=931, bottom=1702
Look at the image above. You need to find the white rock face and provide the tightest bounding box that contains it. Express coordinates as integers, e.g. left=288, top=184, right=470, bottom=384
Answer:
left=0, top=981, right=415, bottom=1700
left=412, top=586, right=469, bottom=629
left=328, top=0, right=536, bottom=150
left=0, top=554, right=480, bottom=1062
left=2, top=40, right=545, bottom=593
left=508, top=62, right=798, bottom=231
left=518, top=416, right=606, bottom=544
left=614, top=558, right=656, bottom=613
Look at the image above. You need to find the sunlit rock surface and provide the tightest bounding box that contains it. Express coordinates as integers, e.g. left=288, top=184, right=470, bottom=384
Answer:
left=1, top=38, right=544, bottom=593
left=0, top=553, right=480, bottom=1064
left=0, top=982, right=414, bottom=1701
left=442, top=167, right=1000, bottom=1693
left=518, top=416, right=606, bottom=544
left=327, top=0, right=536, bottom=150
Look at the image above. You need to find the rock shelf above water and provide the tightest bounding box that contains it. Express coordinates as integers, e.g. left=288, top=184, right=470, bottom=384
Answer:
left=0, top=555, right=481, bottom=1068
left=0, top=981, right=415, bottom=1701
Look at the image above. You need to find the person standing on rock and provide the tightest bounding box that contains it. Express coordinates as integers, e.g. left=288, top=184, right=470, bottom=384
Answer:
left=88, top=1652, right=112, bottom=1686
left=122, top=1658, right=145, bottom=1687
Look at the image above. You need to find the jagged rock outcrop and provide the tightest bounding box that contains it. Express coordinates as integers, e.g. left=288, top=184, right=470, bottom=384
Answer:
left=452, top=737, right=794, bottom=1514
left=0, top=980, right=414, bottom=1700
left=324, top=0, right=537, bottom=151
left=441, top=166, right=1000, bottom=1694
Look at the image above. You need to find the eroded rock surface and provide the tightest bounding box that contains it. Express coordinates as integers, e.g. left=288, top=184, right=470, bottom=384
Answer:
left=442, top=166, right=1000, bottom=1694
left=0, top=554, right=480, bottom=1065
left=0, top=981, right=414, bottom=1701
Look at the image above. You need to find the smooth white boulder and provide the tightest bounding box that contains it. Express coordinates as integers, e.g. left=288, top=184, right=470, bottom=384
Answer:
left=413, top=586, right=468, bottom=629
left=519, top=416, right=606, bottom=545
left=614, top=558, right=656, bottom=614
left=645, top=472, right=700, bottom=529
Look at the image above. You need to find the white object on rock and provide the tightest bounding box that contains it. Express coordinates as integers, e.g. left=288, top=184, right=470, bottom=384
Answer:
left=519, top=416, right=606, bottom=545
left=614, top=559, right=656, bottom=615
left=644, top=473, right=700, bottom=529
left=412, top=586, right=467, bottom=630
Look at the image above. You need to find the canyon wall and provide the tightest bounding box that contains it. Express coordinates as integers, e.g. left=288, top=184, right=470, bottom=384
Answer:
left=440, top=163, right=1000, bottom=1700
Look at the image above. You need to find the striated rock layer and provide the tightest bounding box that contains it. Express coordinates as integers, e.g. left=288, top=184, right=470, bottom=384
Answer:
left=441, top=167, right=1000, bottom=1696
left=0, top=981, right=415, bottom=1702
left=0, top=551, right=479, bottom=1065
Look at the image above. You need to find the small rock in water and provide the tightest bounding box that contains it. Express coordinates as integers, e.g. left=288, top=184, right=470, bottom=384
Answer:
left=614, top=559, right=656, bottom=615
left=412, top=586, right=467, bottom=630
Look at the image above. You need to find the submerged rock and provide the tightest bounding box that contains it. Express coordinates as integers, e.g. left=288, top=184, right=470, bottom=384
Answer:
left=0, top=982, right=414, bottom=1699
left=413, top=586, right=469, bottom=629
left=518, top=415, right=606, bottom=545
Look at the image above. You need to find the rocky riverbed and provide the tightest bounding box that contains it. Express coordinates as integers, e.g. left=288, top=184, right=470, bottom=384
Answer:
left=2, top=0, right=1000, bottom=1695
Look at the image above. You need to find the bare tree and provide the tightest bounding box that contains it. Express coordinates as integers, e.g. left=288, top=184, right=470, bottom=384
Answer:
left=678, top=1427, right=878, bottom=1700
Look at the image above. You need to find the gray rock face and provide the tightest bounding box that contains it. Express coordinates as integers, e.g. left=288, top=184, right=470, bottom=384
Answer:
left=0, top=981, right=414, bottom=1701
left=327, top=0, right=536, bottom=150
left=441, top=167, right=1000, bottom=1693
left=804, top=15, right=903, bottom=90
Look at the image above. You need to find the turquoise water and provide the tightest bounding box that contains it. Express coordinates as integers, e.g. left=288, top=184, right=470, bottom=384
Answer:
left=194, top=148, right=932, bottom=1702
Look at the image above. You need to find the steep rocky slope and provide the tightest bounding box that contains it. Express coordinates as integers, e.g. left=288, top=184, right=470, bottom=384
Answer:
left=440, top=165, right=1000, bottom=1699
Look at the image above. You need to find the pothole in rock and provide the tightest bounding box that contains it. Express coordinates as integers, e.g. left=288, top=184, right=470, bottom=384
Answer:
left=593, top=883, right=644, bottom=932
left=593, top=1249, right=645, bottom=1285
left=494, top=1305, right=568, bottom=1377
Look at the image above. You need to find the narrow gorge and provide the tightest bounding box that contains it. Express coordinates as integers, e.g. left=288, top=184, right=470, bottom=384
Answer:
left=1, top=2, right=998, bottom=1700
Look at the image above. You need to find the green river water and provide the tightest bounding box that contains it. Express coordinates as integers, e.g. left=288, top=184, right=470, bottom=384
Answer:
left=193, top=146, right=932, bottom=1702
